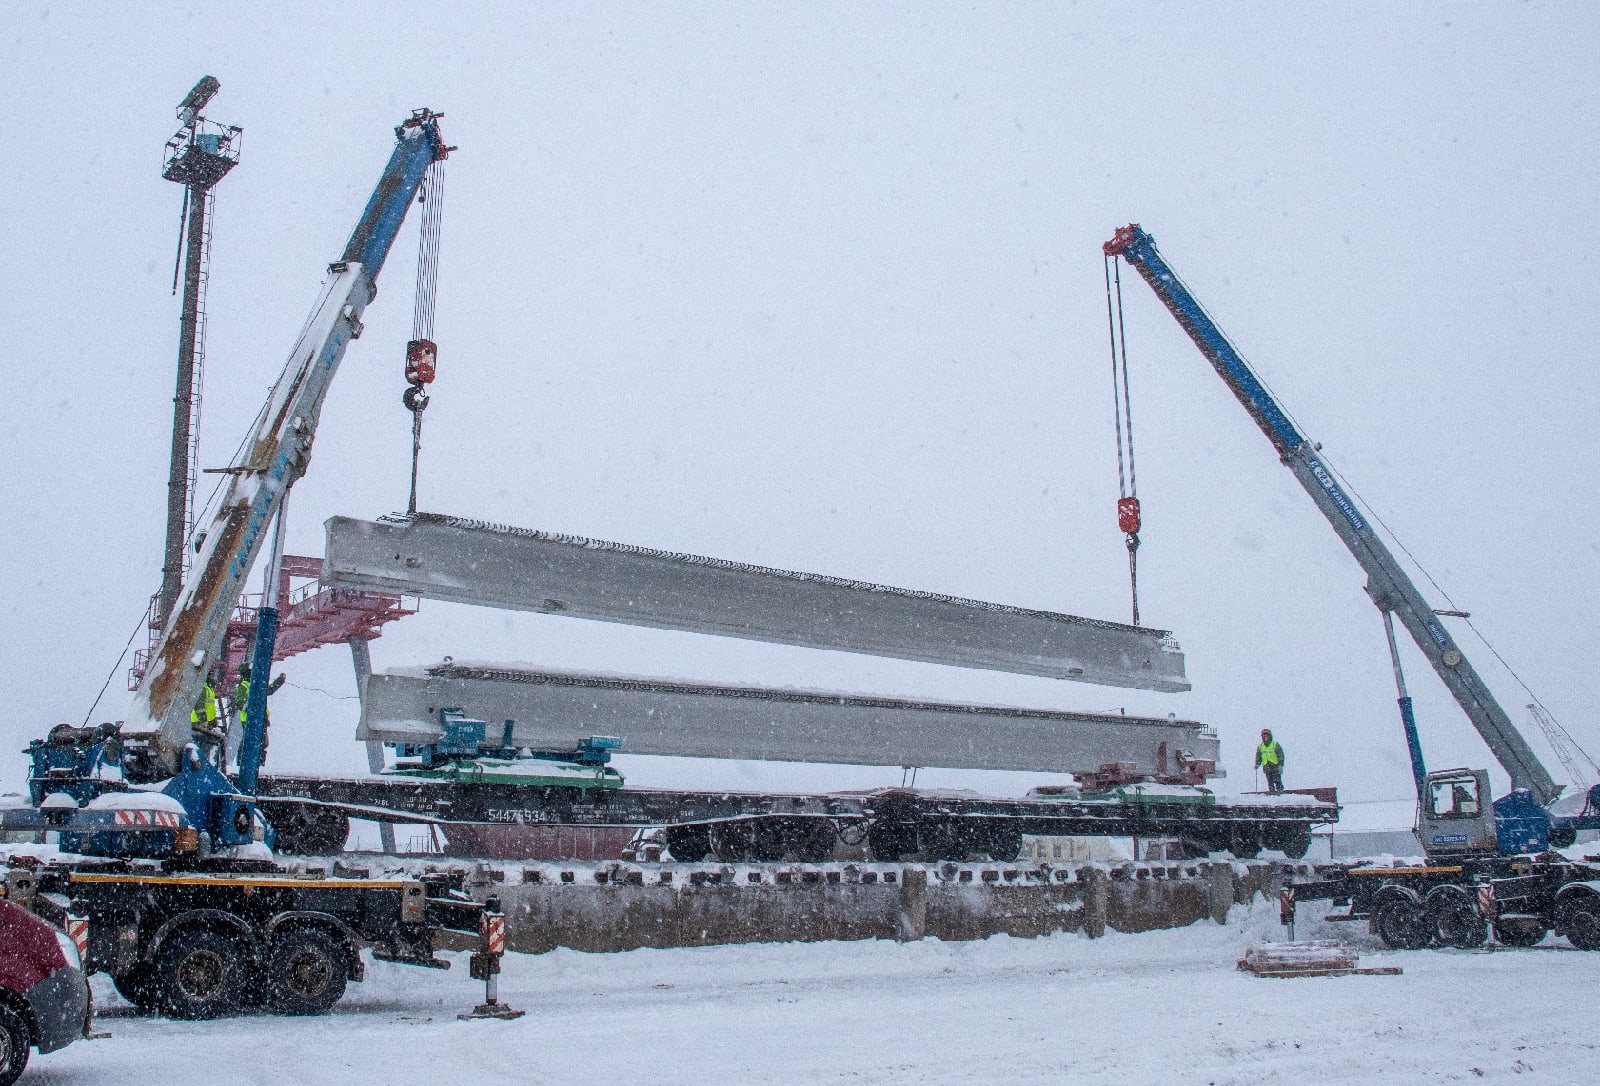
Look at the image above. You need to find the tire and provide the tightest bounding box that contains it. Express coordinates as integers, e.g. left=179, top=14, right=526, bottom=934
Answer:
left=664, top=825, right=711, bottom=863
left=273, top=805, right=351, bottom=855
left=1562, top=902, right=1600, bottom=951
left=1374, top=897, right=1431, bottom=950
left=1548, top=827, right=1577, bottom=849
left=1494, top=920, right=1548, bottom=947
left=1427, top=892, right=1488, bottom=949
left=982, top=823, right=1023, bottom=863
left=154, top=929, right=248, bottom=1019
left=112, top=963, right=161, bottom=1012
left=0, top=1004, right=30, bottom=1086
left=866, top=821, right=917, bottom=863
left=266, top=928, right=350, bottom=1016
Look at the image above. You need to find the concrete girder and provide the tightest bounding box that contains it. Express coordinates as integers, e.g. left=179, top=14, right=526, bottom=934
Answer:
left=357, top=664, right=1219, bottom=778
left=322, top=514, right=1189, bottom=692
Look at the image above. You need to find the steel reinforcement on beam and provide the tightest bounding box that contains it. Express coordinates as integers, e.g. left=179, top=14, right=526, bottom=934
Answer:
left=322, top=513, right=1189, bottom=692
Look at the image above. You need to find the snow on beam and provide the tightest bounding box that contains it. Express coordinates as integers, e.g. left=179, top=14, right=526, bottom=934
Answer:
left=322, top=513, right=1189, bottom=693
left=356, top=664, right=1220, bottom=777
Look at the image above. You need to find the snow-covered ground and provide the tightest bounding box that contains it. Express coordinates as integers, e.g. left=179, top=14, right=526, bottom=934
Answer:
left=35, top=902, right=1594, bottom=1084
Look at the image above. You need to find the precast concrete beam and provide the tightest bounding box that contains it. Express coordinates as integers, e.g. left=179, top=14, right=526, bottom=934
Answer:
left=357, top=664, right=1220, bottom=778
left=323, top=513, right=1189, bottom=692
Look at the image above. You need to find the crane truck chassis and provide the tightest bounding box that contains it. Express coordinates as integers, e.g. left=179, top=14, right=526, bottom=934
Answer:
left=0, top=860, right=484, bottom=1019
left=1284, top=853, right=1600, bottom=951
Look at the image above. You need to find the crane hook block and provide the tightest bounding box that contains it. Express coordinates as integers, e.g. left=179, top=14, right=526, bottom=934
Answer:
left=1117, top=496, right=1142, bottom=535
left=406, top=339, right=438, bottom=385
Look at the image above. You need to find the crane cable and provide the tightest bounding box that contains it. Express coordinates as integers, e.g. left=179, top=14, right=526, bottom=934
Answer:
left=404, top=158, right=445, bottom=513
left=1104, top=253, right=1142, bottom=625
left=1322, top=456, right=1600, bottom=779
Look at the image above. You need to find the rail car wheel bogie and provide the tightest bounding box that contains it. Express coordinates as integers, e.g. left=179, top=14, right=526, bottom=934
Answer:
left=710, top=821, right=754, bottom=863
left=790, top=819, right=838, bottom=863
left=981, top=823, right=1023, bottom=863
left=867, top=821, right=917, bottom=863
left=665, top=825, right=712, bottom=863
left=1227, top=825, right=1262, bottom=859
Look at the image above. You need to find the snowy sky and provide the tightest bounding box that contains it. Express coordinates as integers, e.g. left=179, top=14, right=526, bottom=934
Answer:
left=3, top=3, right=1598, bottom=819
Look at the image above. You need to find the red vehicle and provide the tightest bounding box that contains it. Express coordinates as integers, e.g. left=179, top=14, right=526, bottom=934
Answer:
left=0, top=899, right=90, bottom=1084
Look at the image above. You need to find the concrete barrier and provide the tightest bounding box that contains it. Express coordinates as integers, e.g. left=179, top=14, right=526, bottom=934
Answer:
left=444, top=860, right=1301, bottom=954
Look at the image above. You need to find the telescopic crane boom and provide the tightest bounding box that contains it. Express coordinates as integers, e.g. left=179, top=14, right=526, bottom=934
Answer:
left=120, top=110, right=449, bottom=782
left=1103, top=224, right=1559, bottom=806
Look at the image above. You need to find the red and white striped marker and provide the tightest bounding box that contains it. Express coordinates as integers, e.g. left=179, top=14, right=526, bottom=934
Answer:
left=66, top=916, right=89, bottom=960
left=460, top=900, right=524, bottom=1020
left=112, top=809, right=182, bottom=828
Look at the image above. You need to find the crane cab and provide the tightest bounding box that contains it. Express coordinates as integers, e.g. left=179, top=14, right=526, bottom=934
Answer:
left=1419, top=768, right=1556, bottom=857
left=1419, top=769, right=1500, bottom=856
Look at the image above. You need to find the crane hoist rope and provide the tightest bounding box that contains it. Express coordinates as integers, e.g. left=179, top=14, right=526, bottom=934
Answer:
left=1314, top=451, right=1589, bottom=769
left=1103, top=252, right=1141, bottom=625
left=404, top=157, right=446, bottom=513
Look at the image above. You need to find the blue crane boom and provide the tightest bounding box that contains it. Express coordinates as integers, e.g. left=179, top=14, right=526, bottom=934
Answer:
left=1103, top=223, right=1559, bottom=807
left=122, top=110, right=448, bottom=784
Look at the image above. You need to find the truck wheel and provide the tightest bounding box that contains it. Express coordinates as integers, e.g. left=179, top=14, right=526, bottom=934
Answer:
left=1562, top=903, right=1600, bottom=950
left=665, top=825, right=711, bottom=863
left=1493, top=920, right=1548, bottom=947
left=267, top=928, right=350, bottom=1015
left=1374, top=898, right=1431, bottom=950
left=1427, top=893, right=1488, bottom=949
left=112, top=963, right=161, bottom=1012
left=155, top=929, right=247, bottom=1019
left=1548, top=827, right=1577, bottom=849
left=0, top=1004, right=30, bottom=1086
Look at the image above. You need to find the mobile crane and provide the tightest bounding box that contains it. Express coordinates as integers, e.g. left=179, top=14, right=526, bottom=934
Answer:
left=24, top=106, right=448, bottom=862
left=1104, top=223, right=1600, bottom=948
left=2, top=107, right=496, bottom=1019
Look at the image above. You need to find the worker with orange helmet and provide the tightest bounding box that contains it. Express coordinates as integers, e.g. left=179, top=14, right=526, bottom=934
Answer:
left=1255, top=728, right=1286, bottom=793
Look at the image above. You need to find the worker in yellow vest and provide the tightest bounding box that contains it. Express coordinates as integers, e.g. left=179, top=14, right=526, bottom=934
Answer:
left=190, top=681, right=221, bottom=736
left=234, top=661, right=287, bottom=762
left=1255, top=728, right=1285, bottom=793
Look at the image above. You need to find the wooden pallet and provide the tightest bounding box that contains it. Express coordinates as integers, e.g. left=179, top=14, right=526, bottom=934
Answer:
left=1237, top=942, right=1402, bottom=978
